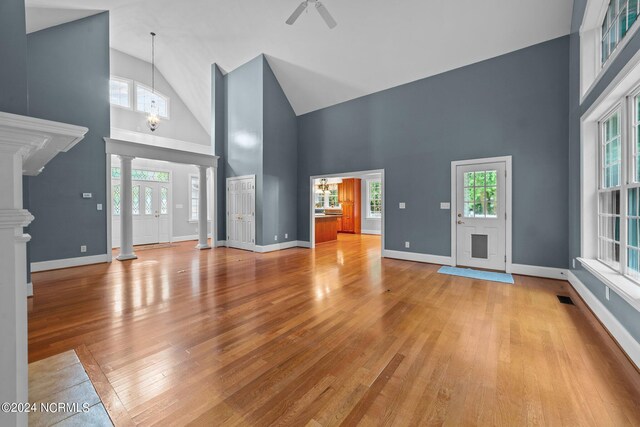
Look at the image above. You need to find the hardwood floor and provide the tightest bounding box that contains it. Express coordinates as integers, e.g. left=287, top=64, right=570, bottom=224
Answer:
left=29, top=234, right=640, bottom=426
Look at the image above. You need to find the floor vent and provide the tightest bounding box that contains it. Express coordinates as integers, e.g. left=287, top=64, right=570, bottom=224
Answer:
left=557, top=295, right=575, bottom=305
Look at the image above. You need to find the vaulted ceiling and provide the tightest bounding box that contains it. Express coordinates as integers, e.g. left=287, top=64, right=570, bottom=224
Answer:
left=25, top=0, right=573, bottom=134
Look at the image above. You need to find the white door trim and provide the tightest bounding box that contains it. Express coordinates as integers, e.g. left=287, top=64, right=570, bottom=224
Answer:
left=309, top=169, right=385, bottom=253
left=450, top=156, right=512, bottom=273
left=226, top=175, right=256, bottom=251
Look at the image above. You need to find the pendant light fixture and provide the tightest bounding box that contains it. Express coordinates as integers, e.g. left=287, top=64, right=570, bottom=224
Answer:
left=146, top=32, right=160, bottom=132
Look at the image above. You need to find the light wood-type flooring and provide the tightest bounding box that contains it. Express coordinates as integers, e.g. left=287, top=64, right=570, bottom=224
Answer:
left=28, top=234, right=640, bottom=426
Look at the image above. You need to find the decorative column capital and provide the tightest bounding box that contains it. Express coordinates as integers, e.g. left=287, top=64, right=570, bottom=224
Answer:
left=0, top=209, right=34, bottom=229
left=118, top=154, right=135, bottom=162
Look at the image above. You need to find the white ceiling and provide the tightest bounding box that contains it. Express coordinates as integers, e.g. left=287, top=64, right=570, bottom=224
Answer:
left=26, top=0, right=573, bottom=134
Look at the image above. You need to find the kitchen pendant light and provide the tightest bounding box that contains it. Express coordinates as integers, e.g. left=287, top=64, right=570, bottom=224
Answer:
left=147, top=32, right=160, bottom=132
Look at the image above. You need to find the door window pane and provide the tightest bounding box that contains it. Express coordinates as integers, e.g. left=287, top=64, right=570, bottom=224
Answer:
left=463, top=170, right=498, bottom=218
left=132, top=186, right=140, bottom=215
left=145, top=187, right=153, bottom=215
left=160, top=187, right=168, bottom=215
left=112, top=184, right=121, bottom=215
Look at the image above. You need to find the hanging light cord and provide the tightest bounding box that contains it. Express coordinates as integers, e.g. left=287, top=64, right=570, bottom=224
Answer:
left=151, top=32, right=156, bottom=94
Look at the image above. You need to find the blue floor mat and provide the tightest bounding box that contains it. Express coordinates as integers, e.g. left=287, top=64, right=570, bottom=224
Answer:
left=437, top=266, right=514, bottom=284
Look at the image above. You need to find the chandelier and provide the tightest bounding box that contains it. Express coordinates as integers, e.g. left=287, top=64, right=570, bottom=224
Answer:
left=147, top=32, right=160, bottom=132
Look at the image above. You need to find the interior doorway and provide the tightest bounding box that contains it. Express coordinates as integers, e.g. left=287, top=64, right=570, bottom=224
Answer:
left=226, top=175, right=256, bottom=251
left=451, top=156, right=512, bottom=272
left=309, top=169, right=384, bottom=251
left=111, top=159, right=172, bottom=248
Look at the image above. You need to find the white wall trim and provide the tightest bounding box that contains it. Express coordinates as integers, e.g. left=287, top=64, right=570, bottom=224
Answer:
left=296, top=240, right=311, bottom=248
left=110, top=127, right=210, bottom=155
left=172, top=233, right=212, bottom=243
left=215, top=240, right=226, bottom=247
left=255, top=241, right=301, bottom=253
left=361, top=229, right=382, bottom=235
left=568, top=271, right=640, bottom=370
left=510, top=264, right=569, bottom=280
left=450, top=156, right=513, bottom=273
left=383, top=249, right=453, bottom=266
left=31, top=254, right=110, bottom=273
left=26, top=283, right=33, bottom=298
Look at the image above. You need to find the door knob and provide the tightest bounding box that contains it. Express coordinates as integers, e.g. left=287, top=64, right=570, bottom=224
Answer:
left=458, top=213, right=462, bottom=217
left=457, top=220, right=464, bottom=224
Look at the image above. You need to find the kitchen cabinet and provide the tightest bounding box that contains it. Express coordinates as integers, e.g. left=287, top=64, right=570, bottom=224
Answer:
left=337, top=178, right=361, bottom=234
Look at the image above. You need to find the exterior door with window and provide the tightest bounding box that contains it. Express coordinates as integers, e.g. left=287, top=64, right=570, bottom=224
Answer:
left=455, top=162, right=507, bottom=271
left=133, top=183, right=160, bottom=245
left=227, top=176, right=255, bottom=251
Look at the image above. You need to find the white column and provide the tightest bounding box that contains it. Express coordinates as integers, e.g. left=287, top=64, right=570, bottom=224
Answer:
left=0, top=145, right=33, bottom=427
left=117, top=155, right=137, bottom=260
left=196, top=165, right=210, bottom=249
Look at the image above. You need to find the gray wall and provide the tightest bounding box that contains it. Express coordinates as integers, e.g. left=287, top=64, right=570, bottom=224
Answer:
left=297, top=36, right=570, bottom=268
left=110, top=49, right=211, bottom=146
left=0, top=0, right=28, bottom=115
left=262, top=58, right=298, bottom=244
left=569, top=0, right=640, bottom=343
left=26, top=13, right=110, bottom=262
left=212, top=64, right=226, bottom=240
left=220, top=55, right=298, bottom=246
left=224, top=55, right=264, bottom=243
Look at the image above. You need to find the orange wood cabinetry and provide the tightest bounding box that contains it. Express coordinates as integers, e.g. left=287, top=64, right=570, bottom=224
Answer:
left=337, top=178, right=361, bottom=234
left=315, top=216, right=340, bottom=244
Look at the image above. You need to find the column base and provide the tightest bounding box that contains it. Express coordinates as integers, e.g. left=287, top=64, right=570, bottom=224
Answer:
left=116, top=253, right=138, bottom=261
left=196, top=243, right=211, bottom=250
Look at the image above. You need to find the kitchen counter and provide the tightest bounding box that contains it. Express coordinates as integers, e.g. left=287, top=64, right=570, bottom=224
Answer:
left=315, top=215, right=341, bottom=243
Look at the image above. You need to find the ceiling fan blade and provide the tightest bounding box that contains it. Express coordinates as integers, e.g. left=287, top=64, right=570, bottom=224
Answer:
left=286, top=1, right=309, bottom=25
left=315, top=1, right=337, bottom=29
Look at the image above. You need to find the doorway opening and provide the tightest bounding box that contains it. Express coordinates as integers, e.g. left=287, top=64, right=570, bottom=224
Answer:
left=309, top=169, right=384, bottom=252
left=450, top=156, right=512, bottom=272
left=110, top=155, right=214, bottom=249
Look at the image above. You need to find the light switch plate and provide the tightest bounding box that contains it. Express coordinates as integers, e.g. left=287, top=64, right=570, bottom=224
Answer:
left=399, top=202, right=406, bottom=209
left=82, top=193, right=92, bottom=199
left=97, top=204, right=103, bottom=211
left=440, top=202, right=450, bottom=210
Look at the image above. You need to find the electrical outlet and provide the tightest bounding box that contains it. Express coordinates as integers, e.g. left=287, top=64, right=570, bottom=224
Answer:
left=80, top=245, right=87, bottom=253
left=274, top=235, right=278, bottom=241
left=285, top=233, right=288, bottom=239
left=606, top=286, right=610, bottom=301
left=97, top=204, right=103, bottom=211
left=405, top=241, right=410, bottom=248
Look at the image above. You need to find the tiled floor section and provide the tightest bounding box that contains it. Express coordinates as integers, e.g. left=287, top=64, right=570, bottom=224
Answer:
left=29, top=350, right=112, bottom=426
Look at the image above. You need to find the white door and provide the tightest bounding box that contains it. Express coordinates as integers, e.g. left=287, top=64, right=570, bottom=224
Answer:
left=133, top=183, right=159, bottom=245
left=455, top=162, right=507, bottom=271
left=111, top=181, right=170, bottom=247
left=227, top=176, right=255, bottom=251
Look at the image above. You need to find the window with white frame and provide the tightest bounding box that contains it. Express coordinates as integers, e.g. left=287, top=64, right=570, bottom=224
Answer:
left=109, top=77, right=132, bottom=109
left=135, top=83, right=169, bottom=118
left=190, top=175, right=199, bottom=221
left=189, top=174, right=212, bottom=222
left=595, top=96, right=640, bottom=282
left=601, top=0, right=640, bottom=65
left=367, top=179, right=382, bottom=218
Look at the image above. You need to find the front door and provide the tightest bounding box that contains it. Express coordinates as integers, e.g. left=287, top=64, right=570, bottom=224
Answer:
left=227, top=176, right=255, bottom=251
left=455, top=162, right=507, bottom=271
left=130, top=182, right=170, bottom=246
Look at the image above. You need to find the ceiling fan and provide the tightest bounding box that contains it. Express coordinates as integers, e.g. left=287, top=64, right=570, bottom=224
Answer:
left=286, top=0, right=337, bottom=29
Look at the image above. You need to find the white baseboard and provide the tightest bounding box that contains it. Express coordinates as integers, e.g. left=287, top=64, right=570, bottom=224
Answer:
left=215, top=240, right=226, bottom=247
left=568, top=271, right=640, bottom=370
left=27, top=282, right=33, bottom=298
left=31, top=254, right=110, bottom=273
left=383, top=249, right=453, bottom=266
left=172, top=235, right=198, bottom=243
left=510, top=264, right=569, bottom=280
left=296, top=241, right=311, bottom=248
left=361, top=229, right=381, bottom=235
left=255, top=241, right=301, bottom=253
